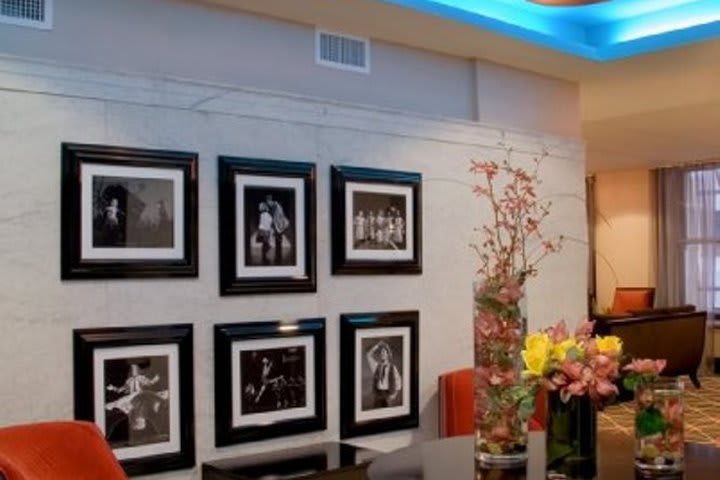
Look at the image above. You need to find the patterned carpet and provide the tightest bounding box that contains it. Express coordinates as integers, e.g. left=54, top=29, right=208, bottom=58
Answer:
left=598, top=375, right=720, bottom=446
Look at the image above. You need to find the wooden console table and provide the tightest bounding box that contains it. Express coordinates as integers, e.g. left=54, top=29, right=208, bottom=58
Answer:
left=202, top=442, right=378, bottom=480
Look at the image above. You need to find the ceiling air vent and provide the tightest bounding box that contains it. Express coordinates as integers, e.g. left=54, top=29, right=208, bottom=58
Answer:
left=0, top=0, right=52, bottom=29
left=316, top=29, right=370, bottom=74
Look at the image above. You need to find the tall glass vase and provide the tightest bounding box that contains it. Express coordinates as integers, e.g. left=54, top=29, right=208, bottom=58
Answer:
left=546, top=392, right=597, bottom=479
left=473, top=276, right=529, bottom=467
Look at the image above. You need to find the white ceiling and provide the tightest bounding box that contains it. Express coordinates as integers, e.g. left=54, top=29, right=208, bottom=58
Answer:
left=199, top=0, right=720, bottom=172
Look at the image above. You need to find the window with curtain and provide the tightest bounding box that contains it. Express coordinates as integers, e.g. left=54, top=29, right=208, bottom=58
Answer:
left=684, top=167, right=720, bottom=313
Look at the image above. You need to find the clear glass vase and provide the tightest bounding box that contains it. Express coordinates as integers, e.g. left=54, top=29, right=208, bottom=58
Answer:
left=634, top=378, right=685, bottom=476
left=473, top=277, right=528, bottom=468
left=546, top=392, right=597, bottom=479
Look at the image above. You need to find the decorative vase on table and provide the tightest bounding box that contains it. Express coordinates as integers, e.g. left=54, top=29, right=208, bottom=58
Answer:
left=634, top=378, right=685, bottom=477
left=473, top=275, right=533, bottom=468
left=546, top=392, right=597, bottom=479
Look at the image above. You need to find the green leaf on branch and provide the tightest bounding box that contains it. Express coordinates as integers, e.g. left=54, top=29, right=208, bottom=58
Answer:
left=635, top=407, right=667, bottom=437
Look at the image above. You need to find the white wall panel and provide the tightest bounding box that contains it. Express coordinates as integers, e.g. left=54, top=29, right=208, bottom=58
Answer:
left=0, top=56, right=585, bottom=479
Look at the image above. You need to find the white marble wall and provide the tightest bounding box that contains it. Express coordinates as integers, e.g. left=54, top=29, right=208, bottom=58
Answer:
left=0, top=56, right=587, bottom=480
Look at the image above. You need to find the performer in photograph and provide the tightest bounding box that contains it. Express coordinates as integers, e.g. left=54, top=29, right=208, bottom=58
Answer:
left=105, top=363, right=169, bottom=433
left=254, top=356, right=289, bottom=410
left=375, top=209, right=387, bottom=246
left=265, top=194, right=290, bottom=264
left=354, top=210, right=367, bottom=245
left=368, top=210, right=377, bottom=244
left=393, top=215, right=405, bottom=245
left=365, top=340, right=402, bottom=408
left=256, top=202, right=273, bottom=264
left=101, top=197, right=124, bottom=245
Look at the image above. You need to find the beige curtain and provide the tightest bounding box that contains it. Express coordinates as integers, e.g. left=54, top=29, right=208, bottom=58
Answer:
left=586, top=176, right=597, bottom=315
left=655, top=167, right=685, bottom=307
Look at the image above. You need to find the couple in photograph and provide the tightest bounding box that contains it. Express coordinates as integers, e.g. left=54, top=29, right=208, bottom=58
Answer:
left=256, top=194, right=290, bottom=265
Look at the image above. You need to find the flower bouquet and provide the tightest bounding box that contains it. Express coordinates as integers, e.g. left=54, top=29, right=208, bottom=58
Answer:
left=522, top=319, right=622, bottom=476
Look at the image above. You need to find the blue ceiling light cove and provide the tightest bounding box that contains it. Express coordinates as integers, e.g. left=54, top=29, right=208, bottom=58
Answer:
left=379, top=0, right=720, bottom=61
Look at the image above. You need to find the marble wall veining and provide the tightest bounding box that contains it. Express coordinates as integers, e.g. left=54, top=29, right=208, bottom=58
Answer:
left=0, top=56, right=587, bottom=480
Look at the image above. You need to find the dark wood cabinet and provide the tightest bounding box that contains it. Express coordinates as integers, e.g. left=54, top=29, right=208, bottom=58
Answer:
left=202, top=442, right=377, bottom=480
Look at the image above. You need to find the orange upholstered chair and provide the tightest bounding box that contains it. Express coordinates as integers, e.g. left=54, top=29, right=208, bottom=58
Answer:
left=438, top=368, right=546, bottom=437
left=0, top=421, right=127, bottom=480
left=610, top=287, right=655, bottom=314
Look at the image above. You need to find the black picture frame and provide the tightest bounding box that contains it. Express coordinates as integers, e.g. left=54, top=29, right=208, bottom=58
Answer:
left=331, top=166, right=422, bottom=274
left=73, top=324, right=195, bottom=477
left=214, top=318, right=327, bottom=446
left=61, top=143, right=198, bottom=279
left=340, top=311, right=419, bottom=439
left=218, top=157, right=317, bottom=295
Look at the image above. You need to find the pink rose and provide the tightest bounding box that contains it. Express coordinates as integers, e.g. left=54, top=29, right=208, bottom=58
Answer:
left=547, top=320, right=569, bottom=343
left=574, top=319, right=595, bottom=339
left=495, top=277, right=523, bottom=305
left=592, top=378, right=619, bottom=398
left=623, top=358, right=667, bottom=376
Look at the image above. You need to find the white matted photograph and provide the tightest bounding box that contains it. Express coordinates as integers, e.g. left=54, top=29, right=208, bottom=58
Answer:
left=331, top=166, right=422, bottom=274
left=340, top=311, right=419, bottom=439
left=346, top=182, right=414, bottom=261
left=235, top=175, right=305, bottom=278
left=355, top=327, right=411, bottom=422
left=82, top=164, right=183, bottom=260
left=231, top=336, right=315, bottom=427
left=214, top=319, right=326, bottom=445
left=73, top=324, right=195, bottom=477
left=218, top=157, right=317, bottom=295
left=94, top=345, right=179, bottom=460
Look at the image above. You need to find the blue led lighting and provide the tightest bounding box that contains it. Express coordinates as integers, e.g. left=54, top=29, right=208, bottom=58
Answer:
left=378, top=0, right=720, bottom=61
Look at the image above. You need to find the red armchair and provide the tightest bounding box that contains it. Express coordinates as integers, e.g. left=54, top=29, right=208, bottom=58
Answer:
left=0, top=421, right=127, bottom=480
left=438, top=368, right=546, bottom=437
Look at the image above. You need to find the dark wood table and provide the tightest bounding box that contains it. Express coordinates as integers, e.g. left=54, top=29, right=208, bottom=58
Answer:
left=367, top=432, right=720, bottom=479
left=202, top=442, right=378, bottom=480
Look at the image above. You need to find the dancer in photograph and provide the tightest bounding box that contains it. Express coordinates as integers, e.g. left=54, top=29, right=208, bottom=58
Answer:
left=368, top=210, right=377, bottom=244
left=375, top=210, right=387, bottom=246
left=254, top=357, right=289, bottom=409
left=365, top=340, right=402, bottom=408
left=256, top=202, right=273, bottom=264
left=265, top=194, right=290, bottom=264
left=105, top=363, right=169, bottom=432
left=101, top=197, right=124, bottom=245
left=393, top=215, right=405, bottom=245
left=354, top=210, right=367, bottom=245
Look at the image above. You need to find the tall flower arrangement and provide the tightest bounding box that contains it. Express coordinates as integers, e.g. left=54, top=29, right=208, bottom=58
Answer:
left=470, top=145, right=562, bottom=464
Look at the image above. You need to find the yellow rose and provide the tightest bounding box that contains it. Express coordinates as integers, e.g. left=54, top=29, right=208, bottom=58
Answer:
left=522, top=332, right=551, bottom=376
left=551, top=338, right=578, bottom=363
left=524, top=332, right=551, bottom=352
left=595, top=335, right=622, bottom=355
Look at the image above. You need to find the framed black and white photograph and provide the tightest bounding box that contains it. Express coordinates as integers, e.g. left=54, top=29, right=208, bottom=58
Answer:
left=61, top=143, right=198, bottom=279
left=340, top=311, right=419, bottom=439
left=73, top=324, right=195, bottom=476
left=331, top=166, right=422, bottom=274
left=214, top=318, right=326, bottom=446
left=218, top=157, right=316, bottom=294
